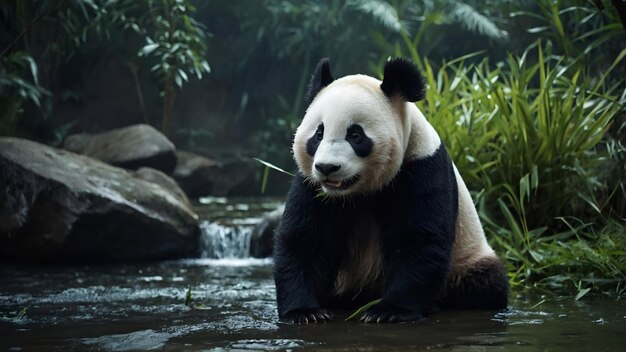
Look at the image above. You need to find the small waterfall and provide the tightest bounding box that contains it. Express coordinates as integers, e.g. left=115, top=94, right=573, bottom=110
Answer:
left=199, top=221, right=255, bottom=259
left=195, top=197, right=283, bottom=259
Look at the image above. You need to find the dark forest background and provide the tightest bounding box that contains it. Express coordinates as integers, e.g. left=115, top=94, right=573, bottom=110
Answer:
left=1, top=0, right=625, bottom=294
left=3, top=1, right=621, bottom=168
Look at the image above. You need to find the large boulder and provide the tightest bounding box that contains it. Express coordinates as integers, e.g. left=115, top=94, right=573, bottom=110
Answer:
left=0, top=137, right=200, bottom=263
left=173, top=151, right=255, bottom=197
left=63, top=124, right=177, bottom=173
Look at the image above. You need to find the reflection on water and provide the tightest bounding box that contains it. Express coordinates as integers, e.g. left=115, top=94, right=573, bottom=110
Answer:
left=1, top=197, right=624, bottom=350
left=1, top=259, right=624, bottom=351
left=82, top=329, right=171, bottom=351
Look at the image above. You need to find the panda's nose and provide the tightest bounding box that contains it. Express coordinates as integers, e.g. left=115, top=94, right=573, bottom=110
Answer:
left=315, top=163, right=341, bottom=176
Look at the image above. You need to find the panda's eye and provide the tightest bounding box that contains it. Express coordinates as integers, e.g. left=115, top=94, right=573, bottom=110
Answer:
left=315, top=125, right=324, bottom=141
left=347, top=125, right=365, bottom=144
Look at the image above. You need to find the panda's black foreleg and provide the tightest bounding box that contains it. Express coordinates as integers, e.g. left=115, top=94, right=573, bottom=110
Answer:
left=273, top=242, right=336, bottom=323
left=273, top=173, right=342, bottom=324
left=360, top=234, right=452, bottom=323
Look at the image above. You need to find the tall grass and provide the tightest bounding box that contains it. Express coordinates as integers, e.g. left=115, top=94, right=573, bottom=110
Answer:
left=384, top=44, right=626, bottom=297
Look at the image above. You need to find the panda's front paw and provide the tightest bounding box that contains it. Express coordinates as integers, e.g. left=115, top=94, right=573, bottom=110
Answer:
left=281, top=308, right=333, bottom=324
left=360, top=304, right=425, bottom=323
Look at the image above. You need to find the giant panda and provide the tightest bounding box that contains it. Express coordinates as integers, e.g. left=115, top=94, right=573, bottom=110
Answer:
left=274, top=58, right=509, bottom=324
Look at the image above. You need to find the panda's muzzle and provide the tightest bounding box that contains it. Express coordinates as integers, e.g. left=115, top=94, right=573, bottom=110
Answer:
left=315, top=162, right=358, bottom=190
left=322, top=174, right=360, bottom=191
left=315, top=162, right=341, bottom=176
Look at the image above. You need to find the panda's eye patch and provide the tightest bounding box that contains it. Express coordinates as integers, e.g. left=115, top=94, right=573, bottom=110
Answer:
left=315, top=124, right=324, bottom=141
left=346, top=124, right=365, bottom=144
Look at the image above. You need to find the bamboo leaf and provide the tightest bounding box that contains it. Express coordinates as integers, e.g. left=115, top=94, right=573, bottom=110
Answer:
left=345, top=299, right=382, bottom=321
left=574, top=287, right=591, bottom=300
left=139, top=43, right=159, bottom=56
left=252, top=158, right=294, bottom=176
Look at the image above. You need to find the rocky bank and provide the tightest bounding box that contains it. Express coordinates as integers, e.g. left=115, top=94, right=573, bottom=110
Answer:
left=0, top=137, right=200, bottom=262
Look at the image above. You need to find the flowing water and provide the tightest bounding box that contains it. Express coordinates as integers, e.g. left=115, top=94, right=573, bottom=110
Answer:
left=1, top=197, right=624, bottom=351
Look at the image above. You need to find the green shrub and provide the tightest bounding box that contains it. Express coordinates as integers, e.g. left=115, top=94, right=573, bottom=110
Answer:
left=409, top=45, right=625, bottom=296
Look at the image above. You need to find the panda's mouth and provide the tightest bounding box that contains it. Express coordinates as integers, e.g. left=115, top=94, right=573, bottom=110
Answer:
left=322, top=175, right=360, bottom=191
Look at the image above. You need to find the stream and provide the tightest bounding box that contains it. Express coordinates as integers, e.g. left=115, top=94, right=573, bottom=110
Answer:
left=1, top=197, right=624, bottom=351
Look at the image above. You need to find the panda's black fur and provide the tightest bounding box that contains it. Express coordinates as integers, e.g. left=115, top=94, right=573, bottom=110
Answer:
left=305, top=58, right=334, bottom=106
left=274, top=58, right=509, bottom=324
left=380, top=57, right=426, bottom=102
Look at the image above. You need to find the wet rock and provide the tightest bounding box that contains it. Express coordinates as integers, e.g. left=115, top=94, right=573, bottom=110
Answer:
left=63, top=124, right=177, bottom=173
left=0, top=137, right=200, bottom=262
left=172, top=151, right=220, bottom=196
left=133, top=167, right=193, bottom=209
left=249, top=204, right=284, bottom=258
left=173, top=151, right=255, bottom=197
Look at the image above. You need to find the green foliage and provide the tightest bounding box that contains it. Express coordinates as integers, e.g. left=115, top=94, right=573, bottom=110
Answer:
left=15, top=307, right=28, bottom=320
left=183, top=286, right=211, bottom=310
left=0, top=0, right=209, bottom=138
left=367, top=0, right=510, bottom=66
left=185, top=287, right=192, bottom=306
left=0, top=0, right=99, bottom=137
left=513, top=0, right=625, bottom=65
left=345, top=298, right=381, bottom=321
left=450, top=3, right=508, bottom=40
left=0, top=51, right=44, bottom=106
left=0, top=51, right=49, bottom=135
left=391, top=45, right=626, bottom=295
left=134, top=0, right=211, bottom=135
left=348, top=0, right=403, bottom=32
left=529, top=219, right=626, bottom=297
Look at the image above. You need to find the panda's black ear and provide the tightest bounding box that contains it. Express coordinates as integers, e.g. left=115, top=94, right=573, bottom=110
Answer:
left=380, top=58, right=425, bottom=102
left=305, top=58, right=334, bottom=106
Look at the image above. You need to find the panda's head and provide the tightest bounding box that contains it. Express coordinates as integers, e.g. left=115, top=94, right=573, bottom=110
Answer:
left=293, top=58, right=425, bottom=197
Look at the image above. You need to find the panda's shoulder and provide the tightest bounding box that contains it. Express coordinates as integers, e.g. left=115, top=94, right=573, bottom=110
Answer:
left=396, top=143, right=456, bottom=189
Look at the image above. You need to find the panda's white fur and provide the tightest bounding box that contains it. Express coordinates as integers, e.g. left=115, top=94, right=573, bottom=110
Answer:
left=293, top=74, right=496, bottom=274
left=294, top=75, right=407, bottom=196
